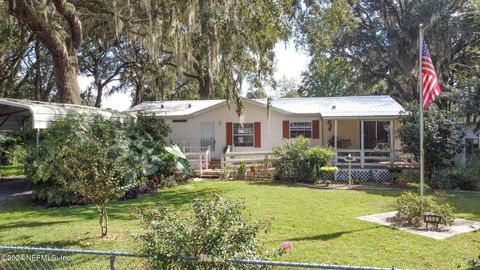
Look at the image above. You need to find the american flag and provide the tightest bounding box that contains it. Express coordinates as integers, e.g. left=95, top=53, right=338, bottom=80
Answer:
left=421, top=41, right=442, bottom=109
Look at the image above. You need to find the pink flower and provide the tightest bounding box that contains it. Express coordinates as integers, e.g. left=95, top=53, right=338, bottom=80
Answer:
left=199, top=253, right=207, bottom=260
left=281, top=242, right=293, bottom=250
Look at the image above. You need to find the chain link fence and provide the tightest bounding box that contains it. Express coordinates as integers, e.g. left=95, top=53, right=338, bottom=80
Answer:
left=0, top=245, right=403, bottom=270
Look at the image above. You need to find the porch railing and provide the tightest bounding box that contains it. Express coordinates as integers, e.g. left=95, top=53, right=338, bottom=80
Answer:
left=183, top=145, right=211, bottom=175
left=221, top=146, right=274, bottom=169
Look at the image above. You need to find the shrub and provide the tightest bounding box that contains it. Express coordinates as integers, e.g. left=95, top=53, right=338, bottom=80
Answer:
left=272, top=136, right=311, bottom=182
left=272, top=137, right=333, bottom=183
left=433, top=167, right=476, bottom=191
left=136, top=194, right=268, bottom=269
left=0, top=134, right=26, bottom=165
left=395, top=191, right=455, bottom=227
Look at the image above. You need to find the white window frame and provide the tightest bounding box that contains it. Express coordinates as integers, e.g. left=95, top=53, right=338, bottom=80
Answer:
left=290, top=121, right=312, bottom=139
left=233, top=123, right=254, bottom=147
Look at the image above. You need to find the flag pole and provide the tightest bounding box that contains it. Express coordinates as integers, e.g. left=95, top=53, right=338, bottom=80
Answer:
left=418, top=24, right=425, bottom=197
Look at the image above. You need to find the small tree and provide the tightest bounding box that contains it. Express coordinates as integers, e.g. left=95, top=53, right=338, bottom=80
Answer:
left=67, top=117, right=142, bottom=237
left=397, top=103, right=463, bottom=181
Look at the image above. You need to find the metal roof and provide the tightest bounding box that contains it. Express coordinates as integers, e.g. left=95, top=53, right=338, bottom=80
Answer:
left=254, top=95, right=405, bottom=118
left=0, top=98, right=134, bottom=130
left=128, top=96, right=405, bottom=119
left=127, top=100, right=226, bottom=117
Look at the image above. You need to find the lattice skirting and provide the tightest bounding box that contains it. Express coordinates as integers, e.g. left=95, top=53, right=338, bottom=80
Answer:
left=335, top=169, right=391, bottom=182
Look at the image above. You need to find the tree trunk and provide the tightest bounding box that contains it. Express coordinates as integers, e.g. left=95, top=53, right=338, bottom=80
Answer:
left=198, top=73, right=211, bottom=100
left=53, top=54, right=82, bottom=104
left=98, top=203, right=108, bottom=237
left=34, top=41, right=42, bottom=101
left=8, top=0, right=83, bottom=105
left=134, top=81, right=144, bottom=105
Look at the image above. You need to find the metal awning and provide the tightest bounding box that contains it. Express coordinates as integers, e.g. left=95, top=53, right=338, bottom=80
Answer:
left=0, top=98, right=134, bottom=130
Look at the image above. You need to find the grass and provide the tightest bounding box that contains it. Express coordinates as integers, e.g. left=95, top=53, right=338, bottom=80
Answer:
left=0, top=164, right=24, bottom=177
left=0, top=181, right=479, bottom=269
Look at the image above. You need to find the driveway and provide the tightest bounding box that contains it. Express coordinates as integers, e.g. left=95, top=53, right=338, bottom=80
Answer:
left=0, top=177, right=32, bottom=201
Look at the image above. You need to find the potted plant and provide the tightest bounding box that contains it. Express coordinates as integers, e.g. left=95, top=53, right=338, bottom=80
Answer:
left=237, top=160, right=246, bottom=179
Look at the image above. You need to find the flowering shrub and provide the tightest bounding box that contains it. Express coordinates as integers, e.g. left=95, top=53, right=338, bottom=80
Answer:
left=395, top=191, right=454, bottom=227
left=136, top=194, right=270, bottom=269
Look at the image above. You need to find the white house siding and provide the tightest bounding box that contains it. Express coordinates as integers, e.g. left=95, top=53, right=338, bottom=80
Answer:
left=166, top=101, right=321, bottom=159
left=454, top=124, right=480, bottom=167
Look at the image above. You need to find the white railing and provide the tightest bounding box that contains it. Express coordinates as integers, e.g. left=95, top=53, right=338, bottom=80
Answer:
left=184, top=145, right=211, bottom=175
left=334, top=148, right=417, bottom=167
left=221, top=146, right=273, bottom=169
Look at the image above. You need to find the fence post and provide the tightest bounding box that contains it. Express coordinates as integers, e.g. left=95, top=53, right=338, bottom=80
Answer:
left=110, top=254, right=116, bottom=270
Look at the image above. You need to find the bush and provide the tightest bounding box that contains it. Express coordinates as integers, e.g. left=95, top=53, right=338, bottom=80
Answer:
left=395, top=191, right=454, bottom=227
left=136, top=194, right=268, bottom=269
left=272, top=137, right=334, bottom=183
left=433, top=167, right=477, bottom=191
left=0, top=134, right=26, bottom=165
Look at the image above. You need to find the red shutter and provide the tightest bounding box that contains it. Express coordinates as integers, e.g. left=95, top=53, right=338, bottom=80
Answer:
left=226, top=122, right=233, bottom=146
left=282, top=120, right=290, bottom=139
left=312, top=120, right=320, bottom=139
left=254, top=122, right=261, bottom=148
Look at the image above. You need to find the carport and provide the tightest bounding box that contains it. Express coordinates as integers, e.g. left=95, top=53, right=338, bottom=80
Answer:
left=0, top=98, right=134, bottom=143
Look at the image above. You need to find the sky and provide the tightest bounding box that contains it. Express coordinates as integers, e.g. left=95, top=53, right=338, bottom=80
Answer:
left=78, top=41, right=310, bottom=111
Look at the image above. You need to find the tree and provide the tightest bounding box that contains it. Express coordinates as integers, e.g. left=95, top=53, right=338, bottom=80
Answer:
left=397, top=103, right=464, bottom=181
left=246, top=87, right=267, bottom=99
left=300, top=57, right=356, bottom=97
left=298, top=0, right=480, bottom=103
left=274, top=76, right=300, bottom=98
left=79, top=38, right=126, bottom=107
left=8, top=0, right=83, bottom=104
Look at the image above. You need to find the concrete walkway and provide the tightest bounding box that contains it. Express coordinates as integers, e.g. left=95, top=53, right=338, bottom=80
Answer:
left=357, top=211, right=480, bottom=240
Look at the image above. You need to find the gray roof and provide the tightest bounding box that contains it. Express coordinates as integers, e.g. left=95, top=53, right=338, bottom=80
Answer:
left=0, top=98, right=133, bottom=130
left=127, top=100, right=226, bottom=117
left=128, top=96, right=405, bottom=119
left=253, top=95, right=405, bottom=118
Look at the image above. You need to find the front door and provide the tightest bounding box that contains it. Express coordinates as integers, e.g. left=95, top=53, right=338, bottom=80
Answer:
left=201, top=122, right=215, bottom=151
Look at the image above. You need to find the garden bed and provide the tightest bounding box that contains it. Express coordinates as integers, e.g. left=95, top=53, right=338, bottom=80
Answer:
left=357, top=211, right=480, bottom=240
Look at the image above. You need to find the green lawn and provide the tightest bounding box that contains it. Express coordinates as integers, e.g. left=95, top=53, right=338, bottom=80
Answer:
left=0, top=181, right=479, bottom=269
left=0, top=164, right=24, bottom=177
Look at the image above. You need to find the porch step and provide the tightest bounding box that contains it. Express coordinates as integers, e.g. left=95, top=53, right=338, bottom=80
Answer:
left=209, top=159, right=221, bottom=170
left=199, top=169, right=222, bottom=179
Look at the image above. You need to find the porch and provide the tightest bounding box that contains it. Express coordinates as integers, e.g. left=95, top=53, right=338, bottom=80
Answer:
left=322, top=119, right=415, bottom=168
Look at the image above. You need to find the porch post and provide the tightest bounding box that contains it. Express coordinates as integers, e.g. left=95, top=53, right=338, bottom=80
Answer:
left=360, top=120, right=365, bottom=168
left=334, top=119, right=338, bottom=167
left=389, top=120, right=395, bottom=163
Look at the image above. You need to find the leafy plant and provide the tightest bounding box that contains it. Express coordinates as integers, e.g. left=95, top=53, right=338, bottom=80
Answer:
left=273, top=137, right=333, bottom=183
left=433, top=167, right=476, bottom=191
left=397, top=102, right=464, bottom=180
left=0, top=134, right=26, bottom=165
left=395, top=191, right=455, bottom=228
left=237, top=160, right=247, bottom=177
left=136, top=194, right=269, bottom=269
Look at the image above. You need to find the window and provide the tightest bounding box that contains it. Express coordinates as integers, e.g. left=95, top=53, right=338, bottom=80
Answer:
left=466, top=138, right=479, bottom=160
left=364, top=121, right=390, bottom=149
left=290, top=122, right=312, bottom=138
left=233, top=123, right=254, bottom=147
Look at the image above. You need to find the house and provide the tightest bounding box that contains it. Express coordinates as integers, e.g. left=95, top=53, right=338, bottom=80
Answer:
left=128, top=95, right=409, bottom=177
left=455, top=123, right=480, bottom=167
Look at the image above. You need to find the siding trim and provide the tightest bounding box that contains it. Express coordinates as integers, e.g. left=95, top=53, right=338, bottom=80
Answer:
left=254, top=122, right=261, bottom=148
left=312, top=120, right=320, bottom=139
left=282, top=120, right=290, bottom=139
left=226, top=122, right=233, bottom=146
